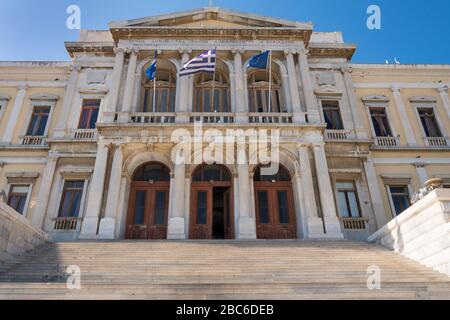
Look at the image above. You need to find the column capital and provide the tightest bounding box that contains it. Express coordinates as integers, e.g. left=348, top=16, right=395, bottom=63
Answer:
left=391, top=86, right=401, bottom=93
left=297, top=142, right=311, bottom=149
left=284, top=49, right=298, bottom=55
left=17, top=84, right=28, bottom=91
left=232, top=48, right=245, bottom=55
left=113, top=47, right=126, bottom=55
left=438, top=85, right=449, bottom=93
left=340, top=66, right=353, bottom=74
left=178, top=48, right=192, bottom=54
left=126, top=47, right=139, bottom=55
left=69, top=64, right=82, bottom=72
left=414, top=162, right=427, bottom=168
left=298, top=49, right=309, bottom=56
left=312, top=142, right=326, bottom=149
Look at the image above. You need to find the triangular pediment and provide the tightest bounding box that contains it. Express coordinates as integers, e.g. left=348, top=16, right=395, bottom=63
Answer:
left=109, top=7, right=312, bottom=29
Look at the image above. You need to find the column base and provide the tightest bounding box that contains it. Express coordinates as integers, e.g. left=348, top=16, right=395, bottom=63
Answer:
left=238, top=217, right=257, bottom=240
left=97, top=217, right=116, bottom=240
left=306, top=217, right=326, bottom=239
left=79, top=218, right=99, bottom=240
left=293, top=113, right=307, bottom=124
left=323, top=216, right=345, bottom=239
left=167, top=217, right=186, bottom=240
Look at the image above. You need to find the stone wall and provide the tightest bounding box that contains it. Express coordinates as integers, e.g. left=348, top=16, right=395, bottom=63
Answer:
left=368, top=189, right=450, bottom=276
left=0, top=202, right=49, bottom=264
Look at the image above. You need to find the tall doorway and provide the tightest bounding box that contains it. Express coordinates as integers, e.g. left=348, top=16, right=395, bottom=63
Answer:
left=126, top=162, right=170, bottom=240
left=253, top=165, right=297, bottom=239
left=190, top=164, right=234, bottom=240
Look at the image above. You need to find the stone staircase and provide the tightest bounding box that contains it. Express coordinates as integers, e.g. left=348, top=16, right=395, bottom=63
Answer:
left=0, top=241, right=449, bottom=300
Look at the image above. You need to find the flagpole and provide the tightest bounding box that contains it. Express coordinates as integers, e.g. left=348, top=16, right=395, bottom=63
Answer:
left=211, top=48, right=217, bottom=112
left=268, top=49, right=272, bottom=113
left=152, top=51, right=157, bottom=113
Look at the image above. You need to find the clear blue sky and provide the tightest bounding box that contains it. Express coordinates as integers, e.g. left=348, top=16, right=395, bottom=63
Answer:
left=0, top=0, right=449, bottom=64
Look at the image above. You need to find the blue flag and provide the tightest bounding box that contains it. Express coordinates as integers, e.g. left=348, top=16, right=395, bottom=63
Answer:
left=248, top=51, right=270, bottom=69
left=146, top=53, right=157, bottom=81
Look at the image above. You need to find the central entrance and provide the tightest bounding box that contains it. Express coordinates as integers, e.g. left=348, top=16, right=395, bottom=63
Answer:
left=190, top=164, right=234, bottom=240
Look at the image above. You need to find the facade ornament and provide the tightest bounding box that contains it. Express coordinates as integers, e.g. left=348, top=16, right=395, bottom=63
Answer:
left=438, top=85, right=449, bottom=93
left=390, top=86, right=401, bottom=93
left=411, top=178, right=444, bottom=204
left=113, top=47, right=126, bottom=55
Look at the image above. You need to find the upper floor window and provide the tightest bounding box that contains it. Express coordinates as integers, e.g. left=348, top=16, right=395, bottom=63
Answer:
left=27, top=106, right=50, bottom=136
left=388, top=185, right=410, bottom=216
left=58, top=181, right=85, bottom=218
left=248, top=70, right=283, bottom=113
left=322, top=100, right=344, bottom=130
left=370, top=107, right=393, bottom=137
left=7, top=185, right=30, bottom=215
left=417, top=108, right=442, bottom=137
left=141, top=70, right=176, bottom=113
left=336, top=182, right=361, bottom=218
left=78, top=99, right=100, bottom=129
left=194, top=72, right=230, bottom=113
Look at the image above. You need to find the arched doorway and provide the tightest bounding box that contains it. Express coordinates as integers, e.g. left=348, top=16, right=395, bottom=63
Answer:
left=126, top=162, right=170, bottom=240
left=253, top=165, right=297, bottom=239
left=190, top=164, right=234, bottom=240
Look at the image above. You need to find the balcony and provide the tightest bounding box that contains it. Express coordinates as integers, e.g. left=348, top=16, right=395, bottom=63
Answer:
left=325, top=129, right=350, bottom=141
left=130, top=112, right=176, bottom=124
left=339, top=217, right=369, bottom=230
left=53, top=217, right=82, bottom=231
left=73, top=129, right=97, bottom=140
left=248, top=113, right=293, bottom=124
left=21, top=135, right=46, bottom=146
left=424, top=137, right=448, bottom=148
left=374, top=136, right=399, bottom=148
left=189, top=112, right=235, bottom=124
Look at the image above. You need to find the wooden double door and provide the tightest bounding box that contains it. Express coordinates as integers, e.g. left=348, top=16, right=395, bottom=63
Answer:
left=190, top=184, right=234, bottom=240
left=126, top=182, right=170, bottom=240
left=254, top=183, right=297, bottom=239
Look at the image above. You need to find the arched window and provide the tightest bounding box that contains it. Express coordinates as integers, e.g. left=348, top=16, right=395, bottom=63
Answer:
left=253, top=164, right=291, bottom=182
left=194, top=72, right=230, bottom=113
left=133, top=162, right=170, bottom=182
left=193, top=164, right=231, bottom=182
left=141, top=69, right=176, bottom=113
left=247, top=70, right=283, bottom=113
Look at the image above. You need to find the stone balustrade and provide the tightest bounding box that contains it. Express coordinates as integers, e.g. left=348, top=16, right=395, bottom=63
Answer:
left=368, top=189, right=450, bottom=276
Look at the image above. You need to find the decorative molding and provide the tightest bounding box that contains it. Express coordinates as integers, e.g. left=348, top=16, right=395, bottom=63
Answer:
left=29, top=93, right=59, bottom=101
left=314, top=86, right=343, bottom=97
left=361, top=95, right=390, bottom=103
left=409, top=95, right=437, bottom=103
left=0, top=93, right=11, bottom=101
left=78, top=85, right=109, bottom=95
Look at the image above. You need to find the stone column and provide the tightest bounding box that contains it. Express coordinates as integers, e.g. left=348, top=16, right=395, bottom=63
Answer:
left=312, top=143, right=344, bottom=238
left=31, top=156, right=58, bottom=228
left=102, top=48, right=125, bottom=123
left=1, top=85, right=27, bottom=144
left=363, top=160, right=388, bottom=229
left=297, top=144, right=326, bottom=238
left=176, top=49, right=192, bottom=123
left=167, top=163, right=186, bottom=239
left=54, top=66, right=80, bottom=138
left=341, top=68, right=368, bottom=139
left=438, top=85, right=450, bottom=120
left=285, top=50, right=303, bottom=123
left=233, top=49, right=248, bottom=123
left=391, top=86, right=416, bottom=146
left=414, top=163, right=428, bottom=187
left=119, top=48, right=138, bottom=122
left=237, top=164, right=257, bottom=240
left=298, top=50, right=320, bottom=123
left=79, top=140, right=110, bottom=238
left=98, top=144, right=123, bottom=239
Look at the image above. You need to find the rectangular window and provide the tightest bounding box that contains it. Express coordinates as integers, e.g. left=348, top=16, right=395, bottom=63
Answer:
left=388, top=185, right=411, bottom=216
left=7, top=185, right=30, bottom=215
left=370, top=107, right=393, bottom=137
left=153, top=191, right=166, bottom=225
left=257, top=191, right=270, bottom=224
left=322, top=101, right=344, bottom=130
left=277, top=191, right=290, bottom=224
left=58, top=181, right=85, bottom=218
left=133, top=191, right=147, bottom=225
left=196, top=191, right=208, bottom=225
left=336, top=182, right=361, bottom=218
left=418, top=108, right=442, bottom=137
left=78, top=100, right=100, bottom=129
left=27, top=106, right=50, bottom=136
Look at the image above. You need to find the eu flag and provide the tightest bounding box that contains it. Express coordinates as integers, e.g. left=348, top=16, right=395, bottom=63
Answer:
left=146, top=53, right=157, bottom=81
left=248, top=51, right=270, bottom=69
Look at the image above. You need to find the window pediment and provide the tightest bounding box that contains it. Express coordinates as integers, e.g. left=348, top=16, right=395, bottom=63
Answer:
left=30, top=93, right=59, bottom=101
left=409, top=95, right=437, bottom=103
left=362, top=95, right=389, bottom=103
left=315, top=87, right=343, bottom=98
left=78, top=85, right=109, bottom=95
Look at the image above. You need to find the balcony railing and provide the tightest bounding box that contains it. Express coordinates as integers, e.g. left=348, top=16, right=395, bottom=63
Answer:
left=339, top=217, right=369, bottom=230
left=325, top=129, right=350, bottom=141
left=73, top=129, right=97, bottom=140
left=425, top=137, right=448, bottom=148
left=189, top=112, right=235, bottom=124
left=53, top=217, right=82, bottom=231
left=248, top=113, right=293, bottom=124
left=130, top=112, right=176, bottom=124
left=21, top=136, right=46, bottom=146
left=374, top=136, right=399, bottom=148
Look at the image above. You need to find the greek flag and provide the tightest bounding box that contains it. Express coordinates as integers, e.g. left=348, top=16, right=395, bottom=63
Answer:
left=179, top=49, right=216, bottom=77
left=145, top=52, right=157, bottom=81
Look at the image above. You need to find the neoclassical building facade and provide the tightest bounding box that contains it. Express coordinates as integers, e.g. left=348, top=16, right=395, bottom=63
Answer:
left=0, top=8, right=449, bottom=242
